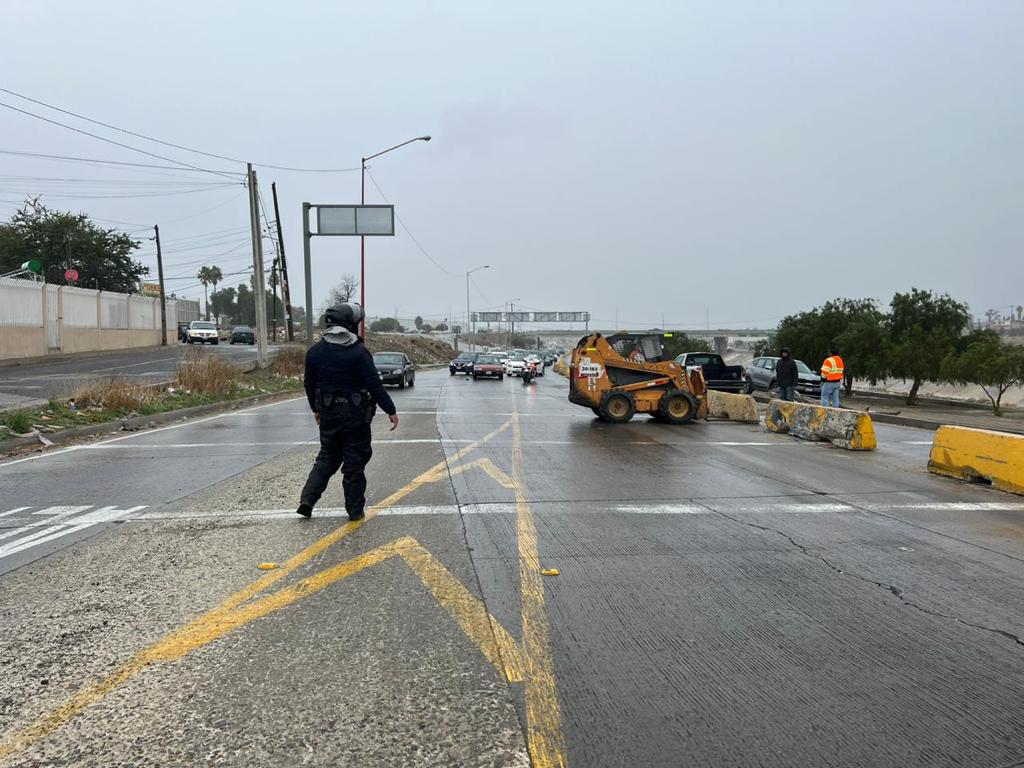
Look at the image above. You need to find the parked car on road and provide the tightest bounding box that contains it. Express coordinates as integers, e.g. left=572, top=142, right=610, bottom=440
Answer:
left=674, top=352, right=745, bottom=393
left=374, top=352, right=416, bottom=388
left=230, top=325, right=255, bottom=345
left=449, top=352, right=479, bottom=376
left=185, top=321, right=219, bottom=344
left=745, top=356, right=822, bottom=397
left=472, top=355, right=504, bottom=380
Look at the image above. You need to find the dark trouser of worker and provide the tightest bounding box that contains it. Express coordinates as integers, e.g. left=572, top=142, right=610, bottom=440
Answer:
left=300, top=419, right=373, bottom=519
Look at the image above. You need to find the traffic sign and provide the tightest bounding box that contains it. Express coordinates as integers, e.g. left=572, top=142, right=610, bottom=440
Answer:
left=64, top=268, right=79, bottom=282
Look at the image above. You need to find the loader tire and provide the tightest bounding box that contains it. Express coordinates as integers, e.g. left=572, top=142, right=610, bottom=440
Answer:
left=659, top=390, right=697, bottom=424
left=600, top=392, right=635, bottom=423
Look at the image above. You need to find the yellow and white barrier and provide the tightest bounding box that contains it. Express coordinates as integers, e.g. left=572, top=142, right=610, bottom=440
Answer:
left=705, top=390, right=759, bottom=423
left=764, top=400, right=876, bottom=450
left=927, top=425, right=1024, bottom=495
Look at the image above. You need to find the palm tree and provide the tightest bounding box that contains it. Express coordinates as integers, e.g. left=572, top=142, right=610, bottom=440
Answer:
left=197, top=266, right=215, bottom=320
left=208, top=266, right=223, bottom=321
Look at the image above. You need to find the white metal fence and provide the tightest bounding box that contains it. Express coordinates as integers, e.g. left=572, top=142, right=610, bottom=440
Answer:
left=62, top=286, right=98, bottom=328
left=0, top=277, right=44, bottom=327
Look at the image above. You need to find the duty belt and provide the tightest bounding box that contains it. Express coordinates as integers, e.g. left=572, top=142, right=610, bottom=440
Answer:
left=318, top=390, right=368, bottom=409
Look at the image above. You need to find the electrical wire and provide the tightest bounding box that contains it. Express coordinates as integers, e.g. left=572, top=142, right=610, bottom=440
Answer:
left=0, top=99, right=241, bottom=180
left=364, top=168, right=460, bottom=278
left=0, top=148, right=245, bottom=177
left=0, top=88, right=360, bottom=173
left=0, top=185, right=241, bottom=200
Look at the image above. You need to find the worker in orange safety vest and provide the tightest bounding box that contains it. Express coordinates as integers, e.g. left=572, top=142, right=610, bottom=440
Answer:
left=820, top=347, right=845, bottom=408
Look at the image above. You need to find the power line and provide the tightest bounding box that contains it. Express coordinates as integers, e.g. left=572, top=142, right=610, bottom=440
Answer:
left=0, top=148, right=244, bottom=177
left=365, top=168, right=460, bottom=278
left=0, top=88, right=360, bottom=173
left=0, top=99, right=241, bottom=180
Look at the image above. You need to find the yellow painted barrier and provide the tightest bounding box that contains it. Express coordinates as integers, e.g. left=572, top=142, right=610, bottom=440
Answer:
left=927, top=425, right=1024, bottom=495
left=553, top=355, right=570, bottom=378
left=705, top=390, right=759, bottom=423
left=764, top=399, right=876, bottom=450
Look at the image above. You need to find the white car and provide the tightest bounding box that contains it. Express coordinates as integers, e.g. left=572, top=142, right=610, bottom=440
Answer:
left=185, top=320, right=219, bottom=344
left=504, top=358, right=527, bottom=377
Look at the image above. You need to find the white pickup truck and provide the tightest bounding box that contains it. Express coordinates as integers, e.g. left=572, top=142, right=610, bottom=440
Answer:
left=185, top=320, right=219, bottom=344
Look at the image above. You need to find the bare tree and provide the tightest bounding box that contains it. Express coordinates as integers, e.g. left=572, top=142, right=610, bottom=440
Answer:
left=325, top=273, right=360, bottom=307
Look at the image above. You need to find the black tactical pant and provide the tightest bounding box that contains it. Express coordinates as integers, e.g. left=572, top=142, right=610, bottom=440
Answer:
left=300, top=416, right=374, bottom=516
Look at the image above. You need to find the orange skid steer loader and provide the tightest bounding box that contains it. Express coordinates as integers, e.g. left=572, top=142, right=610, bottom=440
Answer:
left=568, top=333, right=709, bottom=423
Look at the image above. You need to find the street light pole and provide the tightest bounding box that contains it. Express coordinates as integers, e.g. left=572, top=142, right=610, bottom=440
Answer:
left=360, top=135, right=431, bottom=336
left=466, top=265, right=490, bottom=351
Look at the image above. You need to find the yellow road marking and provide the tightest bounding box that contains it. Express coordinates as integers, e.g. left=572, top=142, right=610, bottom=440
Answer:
left=512, top=412, right=568, bottom=768
left=0, top=535, right=526, bottom=757
left=0, top=417, right=515, bottom=760
left=401, top=541, right=525, bottom=682
left=447, top=457, right=516, bottom=489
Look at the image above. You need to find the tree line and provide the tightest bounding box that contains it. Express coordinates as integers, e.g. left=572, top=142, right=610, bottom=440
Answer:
left=0, top=199, right=146, bottom=292
left=753, top=288, right=1024, bottom=414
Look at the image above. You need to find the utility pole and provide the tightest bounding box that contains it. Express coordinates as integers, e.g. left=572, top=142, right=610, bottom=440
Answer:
left=271, top=257, right=279, bottom=342
left=271, top=182, right=294, bottom=341
left=247, top=163, right=269, bottom=368
left=154, top=225, right=167, bottom=346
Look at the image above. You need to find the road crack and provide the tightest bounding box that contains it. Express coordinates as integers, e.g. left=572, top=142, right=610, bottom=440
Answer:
left=697, top=501, right=1024, bottom=652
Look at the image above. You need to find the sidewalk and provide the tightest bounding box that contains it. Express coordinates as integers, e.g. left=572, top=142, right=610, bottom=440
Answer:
left=753, top=391, right=1024, bottom=436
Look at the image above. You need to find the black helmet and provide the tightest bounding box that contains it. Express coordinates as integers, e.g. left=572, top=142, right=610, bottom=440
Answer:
left=324, top=303, right=363, bottom=333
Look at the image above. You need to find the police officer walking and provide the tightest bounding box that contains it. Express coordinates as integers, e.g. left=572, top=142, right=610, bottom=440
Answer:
left=296, top=303, right=399, bottom=521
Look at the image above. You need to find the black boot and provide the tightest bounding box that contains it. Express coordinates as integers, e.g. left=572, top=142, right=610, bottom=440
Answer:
left=296, top=503, right=313, bottom=518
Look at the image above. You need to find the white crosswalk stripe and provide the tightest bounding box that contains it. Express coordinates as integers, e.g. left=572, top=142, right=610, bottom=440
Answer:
left=0, top=505, right=147, bottom=561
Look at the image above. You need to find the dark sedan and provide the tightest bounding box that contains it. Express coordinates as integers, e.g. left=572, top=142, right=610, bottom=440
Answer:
left=449, top=352, right=479, bottom=375
left=230, top=325, right=255, bottom=344
left=374, top=352, right=416, bottom=388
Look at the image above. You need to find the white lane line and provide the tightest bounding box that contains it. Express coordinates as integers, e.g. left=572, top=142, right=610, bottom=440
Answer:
left=139, top=504, right=460, bottom=520
left=0, top=506, right=90, bottom=541
left=900, top=440, right=935, bottom=445
left=0, top=522, right=96, bottom=559
left=0, top=507, right=31, bottom=518
left=81, top=439, right=470, bottom=450
left=0, top=396, right=306, bottom=470
left=0, top=506, right=148, bottom=560
left=113, top=500, right=1024, bottom=522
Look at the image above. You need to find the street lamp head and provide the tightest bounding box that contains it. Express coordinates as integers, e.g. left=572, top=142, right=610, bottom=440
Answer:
left=419, top=136, right=432, bottom=142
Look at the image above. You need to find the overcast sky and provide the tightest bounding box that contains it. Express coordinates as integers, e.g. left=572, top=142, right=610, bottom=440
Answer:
left=2, top=1, right=1021, bottom=329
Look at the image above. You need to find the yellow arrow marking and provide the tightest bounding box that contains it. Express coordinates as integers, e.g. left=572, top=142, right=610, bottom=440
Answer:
left=0, top=418, right=515, bottom=759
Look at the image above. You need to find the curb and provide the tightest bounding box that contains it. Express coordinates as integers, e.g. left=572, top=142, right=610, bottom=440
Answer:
left=0, top=388, right=304, bottom=456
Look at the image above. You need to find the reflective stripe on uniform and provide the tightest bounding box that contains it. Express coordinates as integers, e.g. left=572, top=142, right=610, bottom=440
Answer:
left=821, top=355, right=845, bottom=382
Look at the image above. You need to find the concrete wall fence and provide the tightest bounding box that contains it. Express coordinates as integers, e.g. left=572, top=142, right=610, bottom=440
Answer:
left=0, top=278, right=200, bottom=361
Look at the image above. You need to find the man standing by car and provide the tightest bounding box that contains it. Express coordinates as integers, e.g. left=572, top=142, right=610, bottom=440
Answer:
left=296, top=303, right=399, bottom=521
left=820, top=346, right=845, bottom=408
left=775, top=347, right=798, bottom=401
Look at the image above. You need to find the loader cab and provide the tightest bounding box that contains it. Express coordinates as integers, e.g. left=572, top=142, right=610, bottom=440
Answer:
left=604, top=333, right=670, bottom=364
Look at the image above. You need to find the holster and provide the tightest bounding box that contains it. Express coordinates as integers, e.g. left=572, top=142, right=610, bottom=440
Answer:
left=317, top=388, right=376, bottom=424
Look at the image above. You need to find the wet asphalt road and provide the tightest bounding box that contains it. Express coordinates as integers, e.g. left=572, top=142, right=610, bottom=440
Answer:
left=1, top=369, right=1023, bottom=767
left=0, top=343, right=280, bottom=408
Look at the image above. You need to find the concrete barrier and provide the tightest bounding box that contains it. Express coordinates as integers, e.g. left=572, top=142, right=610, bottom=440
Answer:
left=764, top=400, right=876, bottom=450
left=927, top=425, right=1024, bottom=495
left=705, top=390, right=759, bottom=423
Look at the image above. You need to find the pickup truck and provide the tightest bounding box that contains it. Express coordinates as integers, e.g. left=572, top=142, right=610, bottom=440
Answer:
left=673, top=352, right=745, bottom=393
